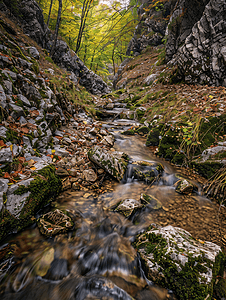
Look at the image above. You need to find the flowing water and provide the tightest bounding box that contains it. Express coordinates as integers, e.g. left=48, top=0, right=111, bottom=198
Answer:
left=0, top=103, right=223, bottom=300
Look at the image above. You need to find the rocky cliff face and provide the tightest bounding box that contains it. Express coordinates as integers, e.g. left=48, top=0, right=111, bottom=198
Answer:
left=1, top=0, right=110, bottom=95
left=170, top=0, right=226, bottom=86
left=120, top=0, right=226, bottom=88
left=165, top=0, right=209, bottom=62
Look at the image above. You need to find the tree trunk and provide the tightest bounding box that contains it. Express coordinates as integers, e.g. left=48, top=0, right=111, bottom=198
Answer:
left=43, top=0, right=54, bottom=48
left=75, top=0, right=92, bottom=53
left=50, top=0, right=62, bottom=57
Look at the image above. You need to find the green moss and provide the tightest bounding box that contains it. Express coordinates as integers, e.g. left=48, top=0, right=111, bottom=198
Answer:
left=0, top=165, right=62, bottom=242
left=122, top=129, right=135, bottom=135
left=191, top=161, right=223, bottom=179
left=136, top=126, right=150, bottom=135
left=137, top=231, right=224, bottom=300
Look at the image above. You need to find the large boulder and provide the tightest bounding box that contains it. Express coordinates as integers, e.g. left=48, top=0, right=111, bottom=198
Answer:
left=88, top=146, right=129, bottom=181
left=0, top=165, right=62, bottom=242
left=135, top=225, right=224, bottom=300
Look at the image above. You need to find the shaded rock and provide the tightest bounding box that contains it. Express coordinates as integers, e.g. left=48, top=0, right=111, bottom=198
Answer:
left=82, top=169, right=97, bottom=182
left=0, top=84, right=6, bottom=101
left=0, top=147, right=13, bottom=163
left=17, top=94, right=31, bottom=107
left=0, top=179, right=9, bottom=193
left=170, top=0, right=226, bottom=86
left=135, top=225, right=223, bottom=300
left=54, top=147, right=70, bottom=157
left=37, top=209, right=73, bottom=237
left=9, top=103, right=25, bottom=120
left=88, top=146, right=129, bottom=181
left=0, top=126, right=7, bottom=138
left=175, top=179, right=194, bottom=194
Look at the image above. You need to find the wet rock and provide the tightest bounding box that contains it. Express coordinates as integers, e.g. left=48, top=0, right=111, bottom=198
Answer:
left=44, top=258, right=68, bottom=280
left=175, top=179, right=194, bottom=194
left=37, top=209, right=73, bottom=237
left=0, top=147, right=13, bottom=163
left=82, top=169, right=97, bottom=182
left=55, top=167, right=69, bottom=177
left=6, top=179, right=34, bottom=218
left=135, top=225, right=223, bottom=300
left=140, top=194, right=162, bottom=210
left=88, top=146, right=129, bottom=181
left=115, top=198, right=143, bottom=218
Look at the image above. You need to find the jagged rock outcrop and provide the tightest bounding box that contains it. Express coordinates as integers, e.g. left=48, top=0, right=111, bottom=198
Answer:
left=2, top=0, right=110, bottom=95
left=170, top=0, right=226, bottom=86
left=126, top=0, right=176, bottom=56
left=165, top=0, right=209, bottom=62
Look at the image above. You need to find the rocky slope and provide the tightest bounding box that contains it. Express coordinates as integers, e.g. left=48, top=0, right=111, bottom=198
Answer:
left=0, top=0, right=110, bottom=95
left=0, top=8, right=116, bottom=242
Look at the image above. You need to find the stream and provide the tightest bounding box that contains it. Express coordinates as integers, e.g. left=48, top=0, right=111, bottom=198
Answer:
left=0, top=100, right=223, bottom=300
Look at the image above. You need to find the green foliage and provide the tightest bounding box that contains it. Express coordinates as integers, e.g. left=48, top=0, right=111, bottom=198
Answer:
left=39, top=0, right=138, bottom=80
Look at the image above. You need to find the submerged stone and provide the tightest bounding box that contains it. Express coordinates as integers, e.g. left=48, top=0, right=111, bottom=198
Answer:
left=135, top=225, right=224, bottom=300
left=175, top=179, right=194, bottom=194
left=140, top=193, right=162, bottom=210
left=88, top=146, right=129, bottom=181
left=37, top=209, right=73, bottom=237
left=115, top=198, right=143, bottom=218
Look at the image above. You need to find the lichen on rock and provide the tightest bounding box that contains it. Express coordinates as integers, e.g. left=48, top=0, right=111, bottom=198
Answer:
left=135, top=225, right=224, bottom=300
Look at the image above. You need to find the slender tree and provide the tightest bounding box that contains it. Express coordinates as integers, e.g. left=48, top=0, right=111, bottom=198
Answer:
left=75, top=0, right=93, bottom=53
left=50, top=0, right=62, bottom=57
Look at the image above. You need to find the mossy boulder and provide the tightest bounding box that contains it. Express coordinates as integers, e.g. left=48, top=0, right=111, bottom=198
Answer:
left=37, top=209, right=73, bottom=237
left=146, top=128, right=161, bottom=146
left=175, top=179, right=194, bottom=195
left=114, top=198, right=143, bottom=218
left=140, top=193, right=162, bottom=210
left=135, top=225, right=224, bottom=300
left=131, top=161, right=164, bottom=184
left=88, top=146, right=129, bottom=181
left=0, top=165, right=62, bottom=242
left=135, top=126, right=150, bottom=136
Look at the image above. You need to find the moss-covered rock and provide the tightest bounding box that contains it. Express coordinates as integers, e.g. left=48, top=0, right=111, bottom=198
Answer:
left=175, top=179, right=194, bottom=194
left=114, top=198, right=143, bottom=218
left=140, top=193, right=162, bottom=210
left=0, top=165, right=62, bottom=242
left=88, top=146, right=129, bottom=181
left=37, top=209, right=73, bottom=237
left=135, top=225, right=224, bottom=300
left=135, top=126, right=150, bottom=136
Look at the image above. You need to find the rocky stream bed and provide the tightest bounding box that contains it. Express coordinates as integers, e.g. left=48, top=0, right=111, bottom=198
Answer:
left=1, top=93, right=226, bottom=300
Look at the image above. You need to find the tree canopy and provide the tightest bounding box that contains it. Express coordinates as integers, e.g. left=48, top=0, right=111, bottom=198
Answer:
left=39, top=0, right=139, bottom=80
